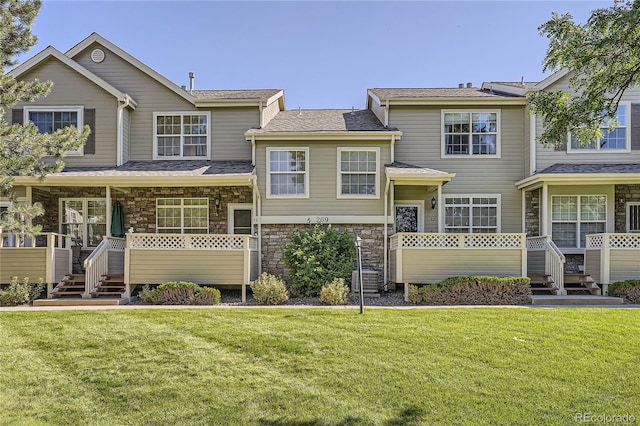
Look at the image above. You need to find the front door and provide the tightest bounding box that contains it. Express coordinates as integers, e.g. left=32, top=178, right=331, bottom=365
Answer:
left=228, top=203, right=253, bottom=235
left=395, top=203, right=423, bottom=233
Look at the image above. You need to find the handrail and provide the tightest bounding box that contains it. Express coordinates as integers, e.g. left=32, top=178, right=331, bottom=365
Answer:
left=0, top=232, right=72, bottom=249
left=84, top=237, right=125, bottom=297
left=127, top=233, right=258, bottom=250
left=543, top=237, right=565, bottom=295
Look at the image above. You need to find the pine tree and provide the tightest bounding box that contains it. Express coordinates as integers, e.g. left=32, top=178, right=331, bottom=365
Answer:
left=0, top=0, right=89, bottom=197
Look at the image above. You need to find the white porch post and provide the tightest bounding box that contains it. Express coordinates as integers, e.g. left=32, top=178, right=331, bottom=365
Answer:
left=26, top=186, right=33, bottom=247
left=106, top=186, right=112, bottom=237
left=437, top=184, right=443, bottom=233
left=541, top=183, right=548, bottom=236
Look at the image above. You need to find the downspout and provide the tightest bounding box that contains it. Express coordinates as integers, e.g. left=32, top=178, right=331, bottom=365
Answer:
left=383, top=176, right=390, bottom=290
left=116, top=96, right=132, bottom=167
left=529, top=113, right=536, bottom=174
left=251, top=175, right=262, bottom=274
left=390, top=135, right=396, bottom=164
left=259, top=101, right=264, bottom=128
left=384, top=100, right=389, bottom=128
left=251, top=135, right=256, bottom=166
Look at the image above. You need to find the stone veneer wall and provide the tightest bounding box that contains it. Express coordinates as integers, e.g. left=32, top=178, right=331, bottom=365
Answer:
left=524, top=188, right=540, bottom=237
left=32, top=186, right=252, bottom=234
left=615, top=184, right=640, bottom=232
left=261, top=224, right=389, bottom=284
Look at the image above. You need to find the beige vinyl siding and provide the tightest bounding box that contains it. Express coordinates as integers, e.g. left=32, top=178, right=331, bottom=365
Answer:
left=585, top=249, right=602, bottom=283
left=527, top=250, right=546, bottom=275
left=122, top=108, right=131, bottom=163
left=535, top=73, right=640, bottom=171
left=257, top=141, right=391, bottom=217
left=610, top=250, right=640, bottom=282
left=389, top=105, right=527, bottom=232
left=108, top=250, right=125, bottom=275
left=210, top=107, right=259, bottom=161
left=10, top=58, right=118, bottom=166
left=0, top=248, right=47, bottom=284
left=262, top=100, right=281, bottom=127
left=391, top=247, right=524, bottom=283
left=53, top=248, right=71, bottom=282
left=370, top=98, right=386, bottom=126
left=73, top=44, right=258, bottom=162
left=128, top=249, right=245, bottom=285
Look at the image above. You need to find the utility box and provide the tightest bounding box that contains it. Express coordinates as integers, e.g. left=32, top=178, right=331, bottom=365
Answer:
left=351, top=269, right=379, bottom=294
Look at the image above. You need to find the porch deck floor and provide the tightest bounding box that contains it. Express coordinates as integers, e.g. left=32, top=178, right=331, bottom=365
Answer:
left=33, top=297, right=130, bottom=307
left=532, top=295, right=625, bottom=306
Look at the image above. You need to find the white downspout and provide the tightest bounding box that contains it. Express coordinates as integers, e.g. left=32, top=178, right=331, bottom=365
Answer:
left=384, top=100, right=389, bottom=127
left=252, top=175, right=262, bottom=274
left=383, top=176, right=390, bottom=289
left=530, top=113, right=537, bottom=175
left=390, top=135, right=396, bottom=164
left=116, top=96, right=131, bottom=166
left=251, top=135, right=256, bottom=166
left=259, top=101, right=264, bottom=128
left=106, top=186, right=112, bottom=237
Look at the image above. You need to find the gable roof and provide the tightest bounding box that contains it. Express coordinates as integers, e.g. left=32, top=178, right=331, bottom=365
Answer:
left=367, top=87, right=526, bottom=107
left=533, top=69, right=571, bottom=91
left=515, top=163, right=640, bottom=189
left=245, top=109, right=401, bottom=141
left=9, top=46, right=137, bottom=107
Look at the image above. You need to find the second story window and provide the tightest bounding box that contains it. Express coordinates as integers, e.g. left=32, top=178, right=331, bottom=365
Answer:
left=267, top=148, right=308, bottom=198
left=569, top=103, right=630, bottom=152
left=337, top=148, right=379, bottom=198
left=154, top=112, right=210, bottom=160
left=24, top=106, right=83, bottom=155
left=442, top=111, right=499, bottom=157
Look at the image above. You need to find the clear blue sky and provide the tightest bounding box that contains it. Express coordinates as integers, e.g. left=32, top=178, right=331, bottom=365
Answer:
left=21, top=1, right=611, bottom=109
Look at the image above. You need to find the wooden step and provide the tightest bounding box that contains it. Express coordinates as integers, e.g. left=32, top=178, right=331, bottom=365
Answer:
left=52, top=291, right=85, bottom=296
left=95, top=285, right=125, bottom=289
left=102, top=273, right=124, bottom=278
left=55, top=285, right=85, bottom=290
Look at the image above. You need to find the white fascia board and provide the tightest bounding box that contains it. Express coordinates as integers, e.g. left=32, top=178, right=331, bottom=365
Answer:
left=386, top=174, right=456, bottom=185
left=479, top=82, right=527, bottom=96
left=65, top=33, right=195, bottom=105
left=534, top=69, right=570, bottom=90
left=366, top=90, right=382, bottom=109
left=382, top=98, right=527, bottom=106
left=9, top=46, right=134, bottom=105
left=266, top=90, right=285, bottom=109
left=516, top=173, right=640, bottom=189
left=244, top=131, right=403, bottom=141
left=12, top=175, right=254, bottom=187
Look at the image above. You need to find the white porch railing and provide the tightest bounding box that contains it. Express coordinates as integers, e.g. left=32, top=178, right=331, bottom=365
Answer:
left=127, top=233, right=258, bottom=250
left=391, top=233, right=526, bottom=249
left=84, top=237, right=126, bottom=297
left=527, top=236, right=565, bottom=294
left=585, top=234, right=640, bottom=293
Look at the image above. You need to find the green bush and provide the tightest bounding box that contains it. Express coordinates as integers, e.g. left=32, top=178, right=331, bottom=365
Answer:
left=139, top=281, right=221, bottom=305
left=250, top=273, right=289, bottom=305
left=408, top=276, right=532, bottom=305
left=283, top=224, right=356, bottom=297
left=319, top=278, right=350, bottom=305
left=0, top=276, right=45, bottom=306
left=608, top=279, right=640, bottom=304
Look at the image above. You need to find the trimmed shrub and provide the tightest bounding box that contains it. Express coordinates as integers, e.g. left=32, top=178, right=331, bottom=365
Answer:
left=139, top=281, right=221, bottom=305
left=0, top=276, right=45, bottom=306
left=408, top=276, right=532, bottom=305
left=251, top=273, right=289, bottom=305
left=608, top=280, right=640, bottom=304
left=319, top=278, right=350, bottom=305
left=283, top=224, right=356, bottom=297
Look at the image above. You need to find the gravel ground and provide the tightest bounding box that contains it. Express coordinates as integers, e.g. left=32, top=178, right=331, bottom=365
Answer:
left=219, top=289, right=410, bottom=307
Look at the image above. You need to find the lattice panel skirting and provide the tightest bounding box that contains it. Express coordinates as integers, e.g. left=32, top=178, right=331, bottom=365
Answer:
left=465, top=234, right=524, bottom=248
left=586, top=234, right=605, bottom=249
left=608, top=234, right=640, bottom=249
left=396, top=233, right=525, bottom=249
left=127, top=234, right=257, bottom=250
left=526, top=237, right=546, bottom=250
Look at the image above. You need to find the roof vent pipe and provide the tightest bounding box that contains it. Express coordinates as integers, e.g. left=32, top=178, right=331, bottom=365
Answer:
left=181, top=85, right=186, bottom=91
left=189, top=72, right=195, bottom=93
left=458, top=83, right=464, bottom=89
left=467, top=82, right=472, bottom=88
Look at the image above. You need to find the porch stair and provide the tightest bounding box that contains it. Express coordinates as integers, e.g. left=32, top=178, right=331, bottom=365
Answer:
left=51, top=274, right=86, bottom=297
left=563, top=273, right=601, bottom=295
left=90, top=274, right=125, bottom=298
left=528, top=274, right=559, bottom=294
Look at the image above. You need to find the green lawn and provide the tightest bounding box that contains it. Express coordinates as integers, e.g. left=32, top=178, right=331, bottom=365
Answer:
left=1, top=308, right=639, bottom=425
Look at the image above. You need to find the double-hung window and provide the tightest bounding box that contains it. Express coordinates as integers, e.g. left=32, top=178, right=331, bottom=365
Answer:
left=24, top=106, right=83, bottom=155
left=551, top=195, right=606, bottom=248
left=154, top=112, right=210, bottom=159
left=569, top=103, right=630, bottom=152
left=156, top=198, right=209, bottom=234
left=267, top=148, right=308, bottom=197
left=60, top=199, right=107, bottom=247
left=444, top=196, right=500, bottom=233
left=337, top=148, right=379, bottom=198
left=442, top=111, right=499, bottom=157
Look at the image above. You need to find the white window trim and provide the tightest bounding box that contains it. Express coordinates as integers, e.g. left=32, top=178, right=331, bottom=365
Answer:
left=441, top=110, right=501, bottom=159
left=627, top=202, right=640, bottom=233
left=227, top=203, right=254, bottom=235
left=336, top=147, right=380, bottom=199
left=152, top=111, right=211, bottom=160
left=24, top=106, right=84, bottom=155
left=59, top=198, right=107, bottom=248
left=551, top=195, right=607, bottom=248
left=443, top=194, right=502, bottom=233
left=567, top=101, right=631, bottom=154
left=394, top=200, right=424, bottom=233
left=156, top=198, right=209, bottom=234
left=266, top=147, right=310, bottom=199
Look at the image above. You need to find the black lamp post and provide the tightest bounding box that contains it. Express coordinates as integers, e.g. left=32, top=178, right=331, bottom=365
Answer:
left=355, top=235, right=364, bottom=314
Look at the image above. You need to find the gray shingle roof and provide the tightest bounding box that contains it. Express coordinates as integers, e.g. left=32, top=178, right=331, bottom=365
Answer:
left=51, top=160, right=253, bottom=177
left=192, top=89, right=282, bottom=101
left=538, top=163, right=640, bottom=174
left=369, top=87, right=522, bottom=99
left=247, top=109, right=394, bottom=134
